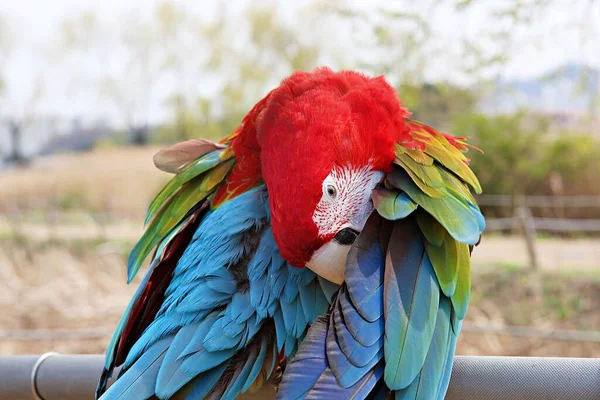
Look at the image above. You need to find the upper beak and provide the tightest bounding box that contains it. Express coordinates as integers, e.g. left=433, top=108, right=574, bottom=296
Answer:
left=333, top=227, right=360, bottom=245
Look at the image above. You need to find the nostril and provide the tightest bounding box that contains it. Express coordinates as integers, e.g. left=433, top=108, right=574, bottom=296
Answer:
left=334, top=227, right=360, bottom=245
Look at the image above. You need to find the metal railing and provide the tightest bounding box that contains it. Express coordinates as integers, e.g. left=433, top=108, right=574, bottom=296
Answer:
left=1, top=354, right=599, bottom=400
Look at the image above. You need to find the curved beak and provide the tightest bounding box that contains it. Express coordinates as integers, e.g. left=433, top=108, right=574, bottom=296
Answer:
left=307, top=226, right=362, bottom=284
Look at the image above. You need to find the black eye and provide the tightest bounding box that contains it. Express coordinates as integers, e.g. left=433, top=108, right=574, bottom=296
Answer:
left=326, top=184, right=337, bottom=199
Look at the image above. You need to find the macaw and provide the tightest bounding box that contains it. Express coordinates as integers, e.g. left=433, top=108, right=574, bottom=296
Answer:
left=96, top=67, right=484, bottom=400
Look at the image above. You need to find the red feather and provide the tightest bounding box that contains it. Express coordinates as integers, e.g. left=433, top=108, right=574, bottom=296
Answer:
left=217, top=67, right=411, bottom=267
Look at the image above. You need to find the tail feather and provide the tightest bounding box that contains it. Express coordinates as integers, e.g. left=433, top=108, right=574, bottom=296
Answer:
left=100, top=337, right=171, bottom=400
left=279, top=212, right=473, bottom=400
left=383, top=217, right=440, bottom=390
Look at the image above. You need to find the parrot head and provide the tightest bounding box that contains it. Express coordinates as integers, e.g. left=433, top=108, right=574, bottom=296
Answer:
left=251, top=68, right=411, bottom=283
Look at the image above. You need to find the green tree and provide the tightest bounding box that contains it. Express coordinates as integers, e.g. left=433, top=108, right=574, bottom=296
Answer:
left=451, top=112, right=550, bottom=197
left=399, top=83, right=478, bottom=130
left=542, top=135, right=600, bottom=196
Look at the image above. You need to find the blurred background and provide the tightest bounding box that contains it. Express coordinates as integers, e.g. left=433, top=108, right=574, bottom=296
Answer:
left=1, top=0, right=599, bottom=359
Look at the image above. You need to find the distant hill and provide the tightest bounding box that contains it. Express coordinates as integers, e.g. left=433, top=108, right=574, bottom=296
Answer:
left=480, top=63, right=599, bottom=115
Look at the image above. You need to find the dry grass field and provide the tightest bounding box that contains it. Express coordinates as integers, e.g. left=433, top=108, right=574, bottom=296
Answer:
left=1, top=147, right=599, bottom=359
left=1, top=238, right=599, bottom=358
left=0, top=147, right=168, bottom=219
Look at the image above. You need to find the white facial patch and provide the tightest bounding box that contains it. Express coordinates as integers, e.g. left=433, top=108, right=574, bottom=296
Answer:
left=312, top=165, right=384, bottom=237
left=307, top=165, right=384, bottom=284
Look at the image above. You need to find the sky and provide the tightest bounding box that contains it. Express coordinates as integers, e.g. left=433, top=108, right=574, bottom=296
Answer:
left=0, top=0, right=599, bottom=129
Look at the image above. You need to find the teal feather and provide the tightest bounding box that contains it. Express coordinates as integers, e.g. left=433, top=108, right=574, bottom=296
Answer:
left=387, top=169, right=483, bottom=246
left=184, top=361, right=230, bottom=400
left=241, top=335, right=269, bottom=393
left=384, top=218, right=440, bottom=390
left=372, top=186, right=418, bottom=221
left=102, top=186, right=334, bottom=399
left=156, top=324, right=199, bottom=398
left=99, top=337, right=170, bottom=400
left=220, top=343, right=260, bottom=400
left=394, top=296, right=452, bottom=400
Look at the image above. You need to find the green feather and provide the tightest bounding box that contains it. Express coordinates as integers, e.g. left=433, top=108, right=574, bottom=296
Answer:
left=439, top=167, right=477, bottom=206
left=421, top=135, right=482, bottom=194
left=395, top=144, right=433, bottom=167
left=372, top=186, right=418, bottom=221
left=128, top=158, right=234, bottom=282
left=450, top=243, right=471, bottom=321
left=145, top=150, right=225, bottom=226
left=395, top=153, right=444, bottom=189
left=394, top=158, right=445, bottom=199
left=415, top=211, right=445, bottom=247
left=424, top=234, right=458, bottom=298
left=387, top=169, right=481, bottom=246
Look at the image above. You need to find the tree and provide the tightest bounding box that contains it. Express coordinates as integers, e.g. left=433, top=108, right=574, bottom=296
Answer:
left=399, top=82, right=478, bottom=130
left=451, top=112, right=550, bottom=198
left=156, top=1, right=323, bottom=144
left=0, top=15, right=44, bottom=166
left=60, top=8, right=170, bottom=145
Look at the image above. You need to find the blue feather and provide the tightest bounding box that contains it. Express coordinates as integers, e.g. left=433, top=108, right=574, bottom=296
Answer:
left=384, top=221, right=440, bottom=390
left=177, top=314, right=218, bottom=359
left=276, top=317, right=329, bottom=400
left=241, top=335, right=269, bottom=393
left=299, top=281, right=318, bottom=323
left=203, top=316, right=243, bottom=352
left=344, top=230, right=385, bottom=322
left=273, top=306, right=286, bottom=353
left=339, top=290, right=384, bottom=347
left=305, top=362, right=384, bottom=400
left=204, top=269, right=238, bottom=294
left=103, top=185, right=343, bottom=399
left=100, top=337, right=171, bottom=400
left=180, top=347, right=236, bottom=377
left=221, top=344, right=260, bottom=400
left=155, top=324, right=199, bottom=398
left=326, top=317, right=383, bottom=388
left=394, top=296, right=452, bottom=400
left=184, top=361, right=230, bottom=400
left=318, top=277, right=340, bottom=303
left=437, top=323, right=458, bottom=397
left=228, top=291, right=255, bottom=323
left=333, top=301, right=383, bottom=368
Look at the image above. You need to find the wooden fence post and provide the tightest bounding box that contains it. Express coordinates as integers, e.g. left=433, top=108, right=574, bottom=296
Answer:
left=517, top=205, right=538, bottom=270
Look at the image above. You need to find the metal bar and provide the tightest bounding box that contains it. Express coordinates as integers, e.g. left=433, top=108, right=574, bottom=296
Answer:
left=1, top=355, right=600, bottom=399
left=446, top=356, right=600, bottom=400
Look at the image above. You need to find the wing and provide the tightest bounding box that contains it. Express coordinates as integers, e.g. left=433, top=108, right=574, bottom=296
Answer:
left=278, top=120, right=484, bottom=400
left=97, top=138, right=336, bottom=400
